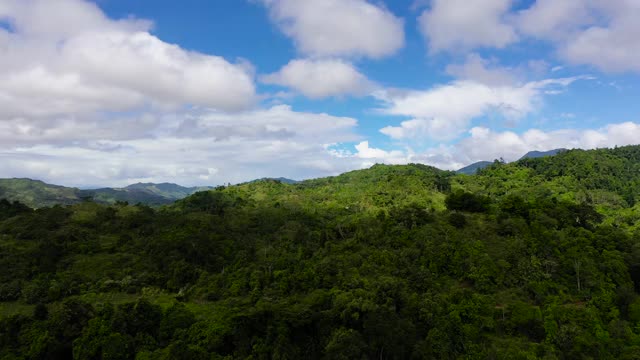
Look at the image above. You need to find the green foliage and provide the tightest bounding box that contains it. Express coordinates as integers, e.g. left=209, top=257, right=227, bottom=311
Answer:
left=445, top=190, right=492, bottom=212
left=324, top=327, right=366, bottom=359
left=448, top=212, right=467, bottom=228
left=0, top=199, right=32, bottom=221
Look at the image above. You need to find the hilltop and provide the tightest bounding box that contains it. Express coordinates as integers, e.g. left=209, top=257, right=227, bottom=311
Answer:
left=0, top=179, right=84, bottom=208
left=248, top=177, right=299, bottom=185
left=519, top=148, right=567, bottom=160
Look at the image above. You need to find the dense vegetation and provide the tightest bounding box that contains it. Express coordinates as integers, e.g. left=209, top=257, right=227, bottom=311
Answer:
left=1, top=146, right=640, bottom=359
left=0, top=179, right=211, bottom=208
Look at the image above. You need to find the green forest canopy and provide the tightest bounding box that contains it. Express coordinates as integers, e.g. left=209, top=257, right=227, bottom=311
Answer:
left=1, top=145, right=640, bottom=359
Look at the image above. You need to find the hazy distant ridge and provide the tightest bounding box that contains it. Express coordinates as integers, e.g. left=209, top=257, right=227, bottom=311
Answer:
left=0, top=179, right=212, bottom=208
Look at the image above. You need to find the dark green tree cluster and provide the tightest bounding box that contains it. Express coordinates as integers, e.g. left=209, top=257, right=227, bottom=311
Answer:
left=0, top=199, right=31, bottom=221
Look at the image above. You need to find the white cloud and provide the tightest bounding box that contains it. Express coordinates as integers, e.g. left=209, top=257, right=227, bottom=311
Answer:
left=0, top=113, right=162, bottom=147
left=262, top=58, right=375, bottom=99
left=562, top=14, right=640, bottom=72
left=516, top=0, right=640, bottom=73
left=0, top=0, right=375, bottom=187
left=445, top=54, right=552, bottom=87
left=516, top=0, right=591, bottom=40
left=0, top=0, right=256, bottom=117
left=451, top=122, right=640, bottom=167
left=418, top=0, right=517, bottom=52
left=0, top=0, right=151, bottom=37
left=11, top=119, right=637, bottom=185
left=354, top=141, right=409, bottom=165
left=415, top=0, right=640, bottom=73
left=375, top=77, right=583, bottom=141
left=174, top=105, right=358, bottom=143
left=445, top=54, right=518, bottom=86
left=351, top=121, right=640, bottom=172
left=0, top=105, right=363, bottom=187
left=260, top=0, right=404, bottom=58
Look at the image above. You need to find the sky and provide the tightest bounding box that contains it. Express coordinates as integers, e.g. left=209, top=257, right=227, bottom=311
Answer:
left=0, top=0, right=639, bottom=187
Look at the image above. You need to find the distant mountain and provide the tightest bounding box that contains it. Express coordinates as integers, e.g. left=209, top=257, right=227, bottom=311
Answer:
left=99, top=183, right=212, bottom=203
left=270, top=177, right=298, bottom=184
left=456, top=161, right=493, bottom=175
left=125, top=182, right=211, bottom=195
left=0, top=179, right=212, bottom=208
left=519, top=148, right=567, bottom=160
left=249, top=177, right=299, bottom=184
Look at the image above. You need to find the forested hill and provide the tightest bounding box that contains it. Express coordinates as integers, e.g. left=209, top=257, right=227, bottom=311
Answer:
left=1, top=146, right=640, bottom=359
left=0, top=179, right=211, bottom=208
left=0, top=178, right=82, bottom=208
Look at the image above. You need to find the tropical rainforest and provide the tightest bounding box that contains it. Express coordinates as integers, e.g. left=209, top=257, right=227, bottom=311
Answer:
left=1, top=145, right=640, bottom=359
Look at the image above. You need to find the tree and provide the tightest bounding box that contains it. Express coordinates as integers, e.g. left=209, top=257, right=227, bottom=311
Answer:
left=159, top=304, right=196, bottom=343
left=34, top=303, right=49, bottom=321
left=324, top=328, right=366, bottom=360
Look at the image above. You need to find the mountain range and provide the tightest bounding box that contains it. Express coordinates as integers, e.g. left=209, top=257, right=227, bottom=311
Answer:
left=0, top=148, right=602, bottom=207
left=0, top=179, right=212, bottom=208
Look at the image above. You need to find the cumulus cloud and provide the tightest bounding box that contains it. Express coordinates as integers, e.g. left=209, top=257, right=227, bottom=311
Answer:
left=416, top=0, right=640, bottom=73
left=445, top=54, right=553, bottom=87
left=262, top=59, right=375, bottom=99
left=0, top=0, right=380, bottom=187
left=353, top=141, right=409, bottom=165
left=0, top=0, right=256, bottom=117
left=0, top=113, right=162, bottom=147
left=0, top=105, right=363, bottom=187
left=418, top=0, right=517, bottom=53
left=350, top=122, right=640, bottom=172
left=325, top=141, right=413, bottom=170
left=174, top=105, right=358, bottom=143
left=9, top=114, right=637, bottom=186
left=447, top=122, right=640, bottom=168
left=375, top=77, right=584, bottom=141
left=445, top=54, right=518, bottom=86
left=516, top=0, right=640, bottom=73
left=562, top=14, right=640, bottom=72
left=516, top=0, right=591, bottom=40
left=260, top=0, right=404, bottom=58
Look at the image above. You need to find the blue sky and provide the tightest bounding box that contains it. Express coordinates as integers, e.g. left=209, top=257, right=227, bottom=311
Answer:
left=0, top=0, right=639, bottom=187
